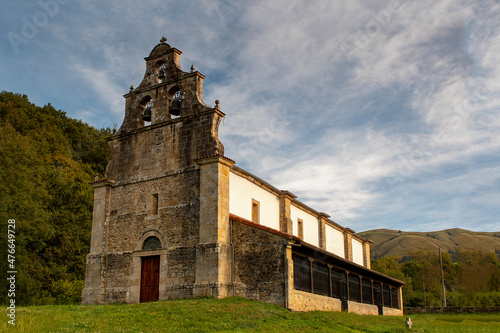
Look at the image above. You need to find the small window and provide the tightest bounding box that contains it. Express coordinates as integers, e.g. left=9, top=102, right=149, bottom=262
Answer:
left=157, top=63, right=166, bottom=83
left=142, top=236, right=162, bottom=251
left=139, top=96, right=153, bottom=127
left=383, top=285, right=391, bottom=307
left=150, top=194, right=158, bottom=215
left=362, top=278, right=373, bottom=304
left=373, top=282, right=382, bottom=307
left=312, top=261, right=329, bottom=296
left=348, top=274, right=361, bottom=302
left=391, top=288, right=399, bottom=309
left=169, top=89, right=181, bottom=118
left=251, top=199, right=260, bottom=224
left=297, top=218, right=304, bottom=239
left=292, top=254, right=311, bottom=292
left=331, top=269, right=345, bottom=299
left=143, top=100, right=152, bottom=126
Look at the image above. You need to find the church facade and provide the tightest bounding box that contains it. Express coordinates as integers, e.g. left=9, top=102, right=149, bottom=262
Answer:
left=82, top=39, right=404, bottom=316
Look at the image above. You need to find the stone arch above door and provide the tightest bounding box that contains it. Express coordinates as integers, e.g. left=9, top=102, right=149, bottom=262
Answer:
left=135, top=230, right=165, bottom=252
left=128, top=230, right=167, bottom=304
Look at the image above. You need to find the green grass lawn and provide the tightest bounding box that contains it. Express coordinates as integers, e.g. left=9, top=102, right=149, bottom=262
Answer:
left=1, top=297, right=499, bottom=332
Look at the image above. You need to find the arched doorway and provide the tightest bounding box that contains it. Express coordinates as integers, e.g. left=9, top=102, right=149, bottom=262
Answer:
left=140, top=236, right=162, bottom=302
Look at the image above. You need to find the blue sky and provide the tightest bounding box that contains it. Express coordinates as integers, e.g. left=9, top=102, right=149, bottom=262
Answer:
left=1, top=0, right=499, bottom=232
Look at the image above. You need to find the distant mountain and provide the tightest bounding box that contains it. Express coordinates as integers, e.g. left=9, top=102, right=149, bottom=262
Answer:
left=358, top=228, right=500, bottom=259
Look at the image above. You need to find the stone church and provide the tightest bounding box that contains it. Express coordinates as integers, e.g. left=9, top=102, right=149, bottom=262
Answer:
left=82, top=38, right=404, bottom=316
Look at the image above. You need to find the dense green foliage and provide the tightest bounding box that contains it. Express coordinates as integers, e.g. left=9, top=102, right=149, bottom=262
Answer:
left=1, top=297, right=499, bottom=332
left=0, top=91, right=111, bottom=305
left=372, top=250, right=500, bottom=308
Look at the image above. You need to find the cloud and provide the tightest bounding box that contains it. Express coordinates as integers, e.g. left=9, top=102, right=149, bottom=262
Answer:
left=1, top=0, right=499, bottom=231
left=72, top=63, right=125, bottom=127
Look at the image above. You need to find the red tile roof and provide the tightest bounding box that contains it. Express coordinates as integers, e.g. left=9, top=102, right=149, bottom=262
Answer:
left=229, top=214, right=296, bottom=240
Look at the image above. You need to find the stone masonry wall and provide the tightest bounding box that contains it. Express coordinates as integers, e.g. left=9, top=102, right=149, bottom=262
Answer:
left=104, top=252, right=133, bottom=303
left=81, top=253, right=105, bottom=304
left=232, top=220, right=290, bottom=306
left=106, top=172, right=200, bottom=252
left=120, top=42, right=211, bottom=133
left=194, top=157, right=234, bottom=298
left=405, top=307, right=500, bottom=314
left=383, top=307, right=404, bottom=316
left=84, top=103, right=224, bottom=304
left=289, top=290, right=342, bottom=312
left=82, top=180, right=111, bottom=304
left=106, top=110, right=224, bottom=185
left=102, top=169, right=200, bottom=302
left=348, top=301, right=379, bottom=315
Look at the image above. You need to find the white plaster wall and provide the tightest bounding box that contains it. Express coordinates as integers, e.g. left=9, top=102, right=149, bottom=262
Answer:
left=290, top=204, right=319, bottom=247
left=325, top=225, right=345, bottom=258
left=229, top=171, right=280, bottom=230
left=352, top=238, right=364, bottom=266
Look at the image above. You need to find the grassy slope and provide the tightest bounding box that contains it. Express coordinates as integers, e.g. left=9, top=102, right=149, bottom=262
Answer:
left=359, top=229, right=500, bottom=259
left=1, top=297, right=499, bottom=333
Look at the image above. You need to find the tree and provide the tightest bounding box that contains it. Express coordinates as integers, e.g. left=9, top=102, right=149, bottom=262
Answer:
left=0, top=91, right=110, bottom=305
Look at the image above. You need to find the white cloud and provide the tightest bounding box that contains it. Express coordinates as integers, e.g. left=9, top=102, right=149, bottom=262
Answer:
left=1, top=0, right=499, bottom=231
left=73, top=64, right=125, bottom=123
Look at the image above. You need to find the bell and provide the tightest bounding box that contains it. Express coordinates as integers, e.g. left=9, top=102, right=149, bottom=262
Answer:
left=169, top=99, right=181, bottom=116
left=142, top=107, right=152, bottom=122
left=158, top=69, right=165, bottom=81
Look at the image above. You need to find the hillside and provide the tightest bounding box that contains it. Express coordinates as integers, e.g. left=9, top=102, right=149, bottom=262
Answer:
left=0, top=91, right=111, bottom=305
left=2, top=297, right=499, bottom=332
left=360, top=228, right=500, bottom=259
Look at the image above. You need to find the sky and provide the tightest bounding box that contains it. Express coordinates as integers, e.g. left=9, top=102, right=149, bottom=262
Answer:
left=1, top=0, right=499, bottom=233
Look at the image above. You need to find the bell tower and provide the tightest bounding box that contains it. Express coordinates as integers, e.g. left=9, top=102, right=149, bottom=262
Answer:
left=82, top=38, right=233, bottom=304
left=106, top=37, right=225, bottom=184
left=117, top=37, right=215, bottom=132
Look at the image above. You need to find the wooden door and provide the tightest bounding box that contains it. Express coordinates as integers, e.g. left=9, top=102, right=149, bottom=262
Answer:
left=140, top=256, right=160, bottom=303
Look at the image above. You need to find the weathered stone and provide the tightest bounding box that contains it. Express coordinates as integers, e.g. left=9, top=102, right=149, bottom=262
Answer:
left=232, top=218, right=290, bottom=306
left=348, top=301, right=379, bottom=315
left=289, top=290, right=342, bottom=312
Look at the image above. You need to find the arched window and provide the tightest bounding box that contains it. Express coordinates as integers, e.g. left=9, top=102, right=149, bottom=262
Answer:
left=142, top=236, right=162, bottom=251
left=139, top=96, right=153, bottom=126
left=168, top=87, right=181, bottom=118
left=157, top=63, right=166, bottom=83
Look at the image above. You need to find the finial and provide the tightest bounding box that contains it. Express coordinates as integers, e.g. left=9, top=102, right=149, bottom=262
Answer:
left=130, top=85, right=134, bottom=92
left=215, top=100, right=220, bottom=109
left=160, top=37, right=167, bottom=43
left=190, top=64, right=195, bottom=73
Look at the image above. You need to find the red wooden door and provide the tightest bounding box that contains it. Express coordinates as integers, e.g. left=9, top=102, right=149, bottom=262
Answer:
left=140, top=256, right=160, bottom=303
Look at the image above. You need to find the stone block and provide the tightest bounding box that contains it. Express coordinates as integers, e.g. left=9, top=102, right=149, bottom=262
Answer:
left=289, top=290, right=342, bottom=312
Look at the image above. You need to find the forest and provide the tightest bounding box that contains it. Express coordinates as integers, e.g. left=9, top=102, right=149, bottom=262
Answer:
left=372, top=250, right=500, bottom=307
left=0, top=91, right=499, bottom=307
left=0, top=91, right=110, bottom=305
